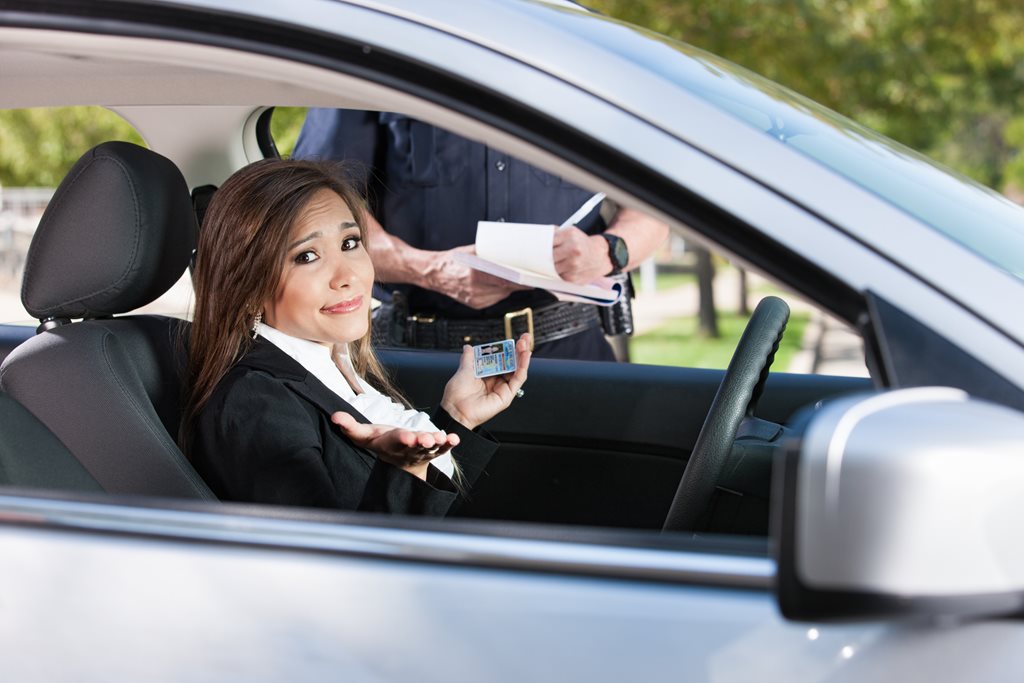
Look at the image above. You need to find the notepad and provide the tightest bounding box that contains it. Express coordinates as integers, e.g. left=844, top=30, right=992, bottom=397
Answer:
left=453, top=193, right=622, bottom=306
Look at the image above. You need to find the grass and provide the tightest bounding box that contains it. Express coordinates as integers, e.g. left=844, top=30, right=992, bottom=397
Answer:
left=629, top=310, right=810, bottom=370
left=653, top=271, right=697, bottom=291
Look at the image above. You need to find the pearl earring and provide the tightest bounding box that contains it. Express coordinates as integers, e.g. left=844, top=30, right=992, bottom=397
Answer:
left=251, top=311, right=263, bottom=339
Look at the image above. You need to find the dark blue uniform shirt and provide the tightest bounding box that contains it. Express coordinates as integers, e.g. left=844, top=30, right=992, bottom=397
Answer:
left=294, top=108, right=607, bottom=320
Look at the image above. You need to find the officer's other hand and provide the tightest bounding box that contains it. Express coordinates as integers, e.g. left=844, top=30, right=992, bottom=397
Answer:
left=426, top=245, right=527, bottom=309
left=553, top=226, right=613, bottom=283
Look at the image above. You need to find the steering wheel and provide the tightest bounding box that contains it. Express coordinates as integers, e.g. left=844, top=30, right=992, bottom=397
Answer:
left=663, top=296, right=790, bottom=532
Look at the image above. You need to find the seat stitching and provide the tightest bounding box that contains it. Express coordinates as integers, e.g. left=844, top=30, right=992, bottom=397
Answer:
left=99, top=330, right=210, bottom=494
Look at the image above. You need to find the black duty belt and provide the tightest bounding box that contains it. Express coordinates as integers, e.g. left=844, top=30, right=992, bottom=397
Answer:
left=377, top=300, right=601, bottom=350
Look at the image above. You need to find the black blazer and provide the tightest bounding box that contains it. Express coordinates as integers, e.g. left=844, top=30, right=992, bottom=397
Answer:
left=191, top=339, right=497, bottom=516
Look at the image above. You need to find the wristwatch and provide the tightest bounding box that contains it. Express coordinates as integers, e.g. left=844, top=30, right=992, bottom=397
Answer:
left=600, top=233, right=629, bottom=275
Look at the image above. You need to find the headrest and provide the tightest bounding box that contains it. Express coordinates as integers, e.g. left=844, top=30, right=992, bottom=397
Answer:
left=21, top=141, right=197, bottom=321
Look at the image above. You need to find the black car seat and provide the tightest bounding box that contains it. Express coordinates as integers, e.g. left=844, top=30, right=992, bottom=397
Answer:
left=0, top=392, right=102, bottom=492
left=0, top=141, right=214, bottom=499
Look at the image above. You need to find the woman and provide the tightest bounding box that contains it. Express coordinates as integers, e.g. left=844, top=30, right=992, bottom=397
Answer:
left=183, top=159, right=530, bottom=515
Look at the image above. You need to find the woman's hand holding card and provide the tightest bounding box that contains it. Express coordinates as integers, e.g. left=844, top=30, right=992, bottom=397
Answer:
left=440, top=333, right=531, bottom=431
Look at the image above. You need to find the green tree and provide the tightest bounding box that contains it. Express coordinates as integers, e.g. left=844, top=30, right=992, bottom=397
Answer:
left=269, top=107, right=308, bottom=158
left=587, top=0, right=1024, bottom=190
left=0, top=107, right=142, bottom=187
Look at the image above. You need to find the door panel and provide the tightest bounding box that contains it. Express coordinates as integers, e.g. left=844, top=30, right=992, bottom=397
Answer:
left=380, top=349, right=871, bottom=529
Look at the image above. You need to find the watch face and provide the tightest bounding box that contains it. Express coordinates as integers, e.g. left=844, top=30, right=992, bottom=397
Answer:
left=604, top=234, right=628, bottom=273
left=612, top=237, right=629, bottom=268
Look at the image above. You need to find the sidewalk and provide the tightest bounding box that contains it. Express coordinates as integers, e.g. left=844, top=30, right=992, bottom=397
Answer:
left=631, top=269, right=868, bottom=377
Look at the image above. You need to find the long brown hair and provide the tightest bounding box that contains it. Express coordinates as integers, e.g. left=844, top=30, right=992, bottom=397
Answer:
left=181, top=159, right=403, bottom=450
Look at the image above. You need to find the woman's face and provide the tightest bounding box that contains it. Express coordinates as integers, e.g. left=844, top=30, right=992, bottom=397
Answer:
left=263, top=188, right=374, bottom=347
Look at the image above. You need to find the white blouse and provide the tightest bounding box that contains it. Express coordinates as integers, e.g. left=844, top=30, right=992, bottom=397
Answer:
left=255, top=323, right=454, bottom=477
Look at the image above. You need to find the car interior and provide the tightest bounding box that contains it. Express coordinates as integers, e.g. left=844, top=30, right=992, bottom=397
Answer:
left=0, top=26, right=878, bottom=537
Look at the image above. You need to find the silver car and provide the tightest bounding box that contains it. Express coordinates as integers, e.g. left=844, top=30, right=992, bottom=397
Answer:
left=0, top=1, right=1022, bottom=681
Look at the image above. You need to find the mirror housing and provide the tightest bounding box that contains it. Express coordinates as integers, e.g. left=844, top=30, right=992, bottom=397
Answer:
left=774, top=387, right=1024, bottom=621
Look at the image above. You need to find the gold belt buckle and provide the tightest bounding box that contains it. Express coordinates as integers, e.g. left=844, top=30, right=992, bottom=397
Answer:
left=504, top=307, right=534, bottom=350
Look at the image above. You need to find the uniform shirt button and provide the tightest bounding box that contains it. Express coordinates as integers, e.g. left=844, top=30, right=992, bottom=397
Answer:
left=495, top=160, right=507, bottom=171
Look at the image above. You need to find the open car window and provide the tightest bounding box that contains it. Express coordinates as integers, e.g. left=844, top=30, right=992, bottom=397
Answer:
left=267, top=106, right=869, bottom=378
left=0, top=96, right=864, bottom=544
left=0, top=86, right=876, bottom=546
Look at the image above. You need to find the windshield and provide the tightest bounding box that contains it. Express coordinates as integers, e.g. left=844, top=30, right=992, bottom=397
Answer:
left=538, top=6, right=1024, bottom=283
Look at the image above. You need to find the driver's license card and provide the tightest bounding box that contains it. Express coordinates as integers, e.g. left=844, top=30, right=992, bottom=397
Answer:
left=472, top=339, right=517, bottom=378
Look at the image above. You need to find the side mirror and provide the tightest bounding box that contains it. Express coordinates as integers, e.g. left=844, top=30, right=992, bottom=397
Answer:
left=773, top=387, right=1024, bottom=621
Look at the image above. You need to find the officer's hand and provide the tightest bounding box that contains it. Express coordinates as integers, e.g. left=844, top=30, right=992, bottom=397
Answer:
left=426, top=245, right=527, bottom=309
left=553, top=226, right=613, bottom=283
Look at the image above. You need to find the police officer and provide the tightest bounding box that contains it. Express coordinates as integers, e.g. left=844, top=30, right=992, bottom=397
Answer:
left=294, top=109, right=668, bottom=361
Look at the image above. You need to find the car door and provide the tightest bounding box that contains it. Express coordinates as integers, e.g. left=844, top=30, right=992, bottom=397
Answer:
left=382, top=348, right=870, bottom=529
left=0, top=490, right=847, bottom=683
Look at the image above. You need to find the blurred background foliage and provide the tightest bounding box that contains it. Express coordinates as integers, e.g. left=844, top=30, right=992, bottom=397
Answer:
left=4, top=1, right=1024, bottom=196
left=0, top=107, right=144, bottom=186
left=587, top=0, right=1024, bottom=196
